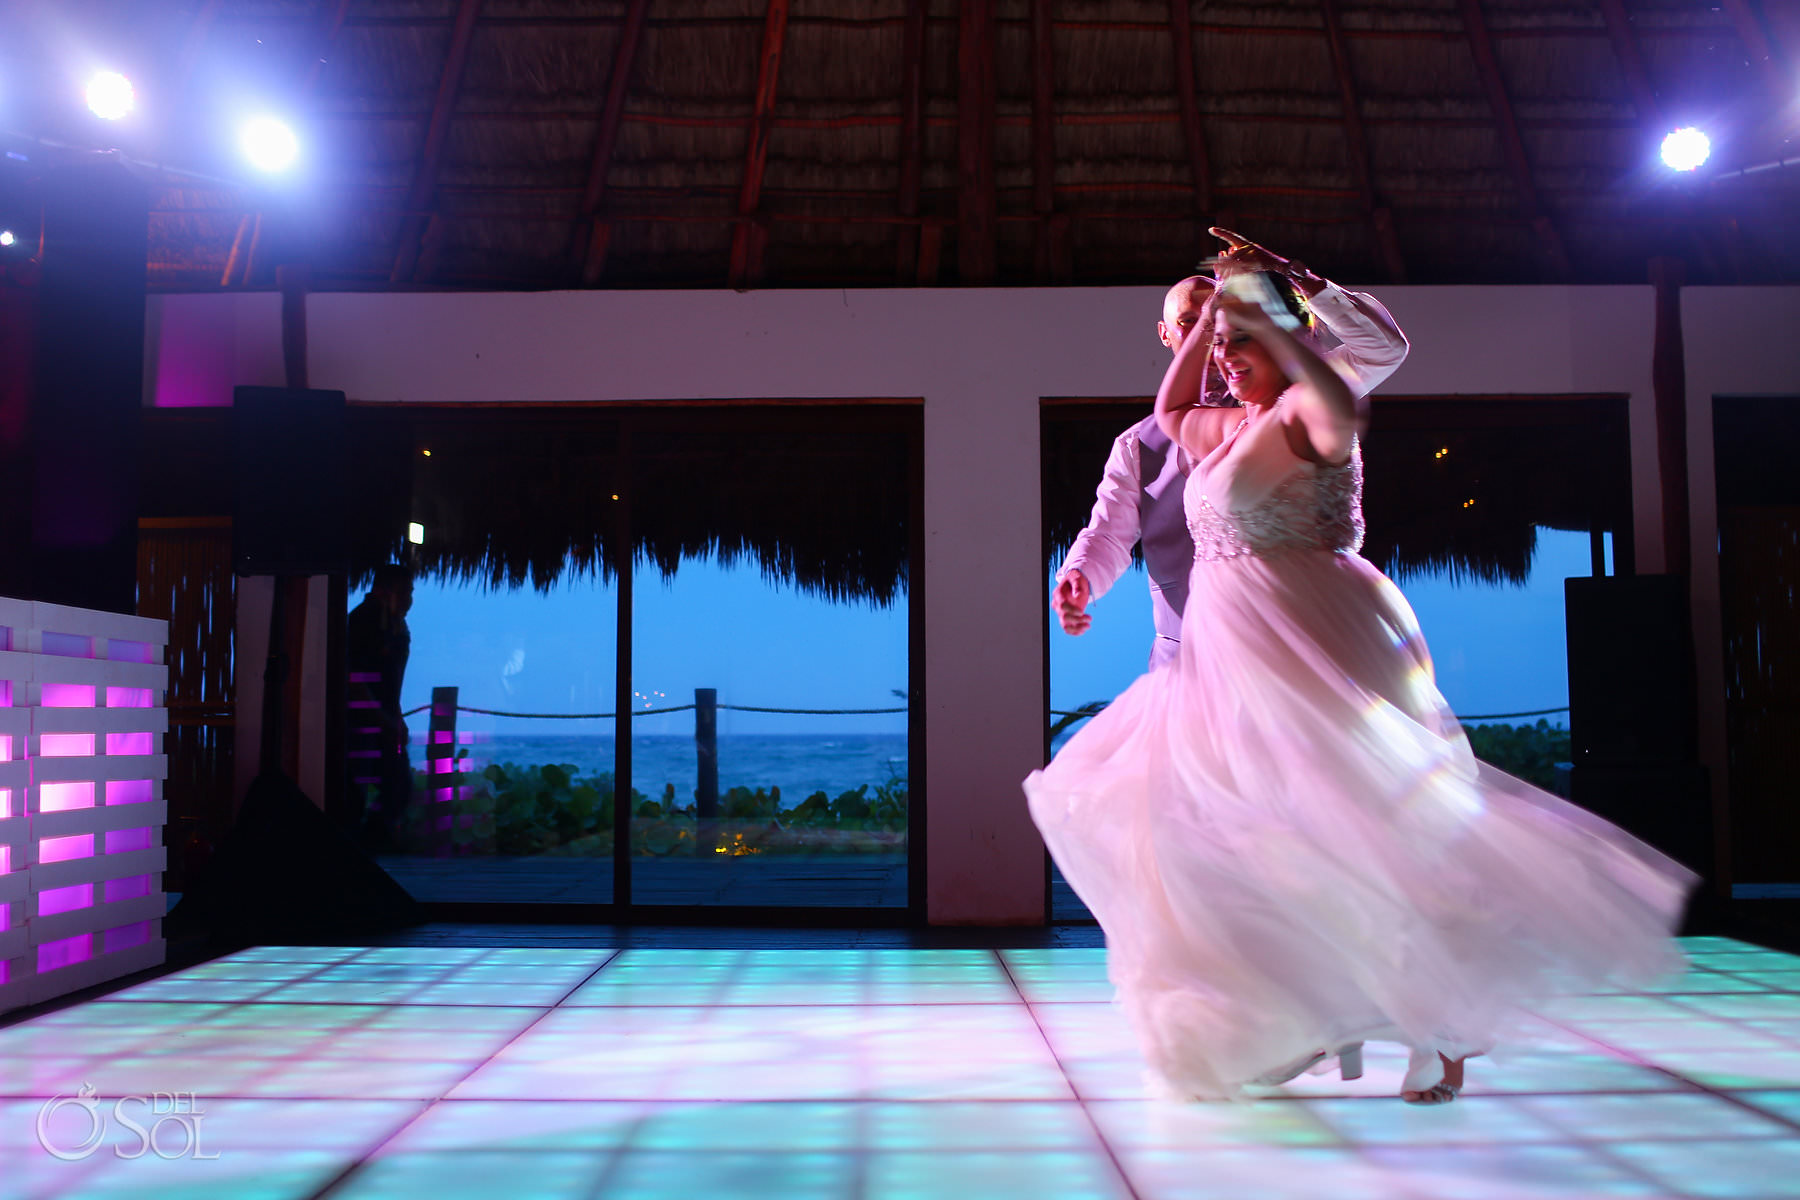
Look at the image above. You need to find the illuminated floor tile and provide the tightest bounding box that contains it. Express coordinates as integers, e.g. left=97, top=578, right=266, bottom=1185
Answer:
left=600, top=1150, right=855, bottom=1200
left=866, top=1149, right=1130, bottom=1200
left=0, top=935, right=1796, bottom=1198
left=1606, top=1137, right=1800, bottom=1197
left=1358, top=1145, right=1667, bottom=1199
left=331, top=1149, right=613, bottom=1200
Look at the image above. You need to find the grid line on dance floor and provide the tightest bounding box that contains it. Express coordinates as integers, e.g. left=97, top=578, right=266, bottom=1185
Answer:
left=1, top=937, right=1799, bottom=1197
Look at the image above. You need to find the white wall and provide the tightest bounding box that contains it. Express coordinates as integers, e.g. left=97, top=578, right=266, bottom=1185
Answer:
left=148, top=283, right=1800, bottom=921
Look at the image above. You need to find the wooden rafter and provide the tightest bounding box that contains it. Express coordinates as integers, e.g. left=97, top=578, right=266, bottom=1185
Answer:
left=1319, top=0, right=1405, bottom=282
left=894, top=0, right=929, bottom=283
left=727, top=0, right=793, bottom=289
left=1167, top=0, right=1212, bottom=216
left=302, top=0, right=355, bottom=95
left=572, top=0, right=652, bottom=286
left=1596, top=0, right=1662, bottom=127
left=390, top=0, right=484, bottom=284
left=1720, top=0, right=1790, bottom=103
left=1458, top=0, right=1572, bottom=281
left=957, top=0, right=998, bottom=284
left=227, top=0, right=354, bottom=288
left=1031, top=0, right=1070, bottom=283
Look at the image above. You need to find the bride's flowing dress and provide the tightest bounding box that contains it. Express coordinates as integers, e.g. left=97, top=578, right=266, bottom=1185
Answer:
left=1024, top=401, right=1695, bottom=1099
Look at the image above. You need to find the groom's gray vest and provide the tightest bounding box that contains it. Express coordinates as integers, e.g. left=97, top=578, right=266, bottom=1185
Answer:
left=1136, top=418, right=1196, bottom=668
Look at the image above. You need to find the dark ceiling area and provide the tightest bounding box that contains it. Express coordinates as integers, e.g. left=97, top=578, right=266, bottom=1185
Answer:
left=3, top=0, right=1796, bottom=292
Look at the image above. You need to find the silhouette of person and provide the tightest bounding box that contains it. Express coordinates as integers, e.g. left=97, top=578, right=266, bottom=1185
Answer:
left=346, top=563, right=414, bottom=850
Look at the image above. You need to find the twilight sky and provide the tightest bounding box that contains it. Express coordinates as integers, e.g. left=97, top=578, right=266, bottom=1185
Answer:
left=382, top=526, right=1588, bottom=740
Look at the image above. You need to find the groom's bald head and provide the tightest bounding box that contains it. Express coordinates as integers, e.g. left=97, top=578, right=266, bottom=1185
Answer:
left=1158, top=275, right=1214, bottom=355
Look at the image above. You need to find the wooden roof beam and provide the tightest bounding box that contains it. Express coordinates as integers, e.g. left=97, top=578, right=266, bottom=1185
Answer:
left=302, top=0, right=355, bottom=95
left=1720, top=0, right=1791, bottom=103
left=1596, top=0, right=1663, bottom=127
left=1167, top=0, right=1212, bottom=219
left=571, top=0, right=652, bottom=286
left=957, top=0, right=998, bottom=284
left=1032, top=0, right=1070, bottom=283
left=1459, top=0, right=1572, bottom=281
left=390, top=0, right=484, bottom=284
left=728, top=0, right=793, bottom=290
left=894, top=0, right=929, bottom=284
left=1319, top=0, right=1406, bottom=282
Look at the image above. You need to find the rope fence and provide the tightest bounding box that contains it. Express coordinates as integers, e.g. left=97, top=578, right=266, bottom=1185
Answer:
left=406, top=701, right=1567, bottom=723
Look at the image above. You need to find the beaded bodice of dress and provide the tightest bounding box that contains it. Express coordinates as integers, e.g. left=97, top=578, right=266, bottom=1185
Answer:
left=1184, top=425, right=1366, bottom=563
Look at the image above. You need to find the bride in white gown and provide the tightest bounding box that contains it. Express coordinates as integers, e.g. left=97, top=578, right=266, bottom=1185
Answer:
left=1024, top=273, right=1695, bottom=1102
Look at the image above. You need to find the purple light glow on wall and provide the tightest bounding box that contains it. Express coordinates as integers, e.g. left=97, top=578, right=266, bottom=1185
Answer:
left=0, top=845, right=9, bottom=873
left=38, top=882, right=94, bottom=917
left=105, top=732, right=154, bottom=756
left=0, top=680, right=11, bottom=705
left=104, top=874, right=151, bottom=903
left=39, top=632, right=95, bottom=658
left=40, top=782, right=96, bottom=812
left=41, top=684, right=96, bottom=708
left=0, top=901, right=8, bottom=930
left=105, top=827, right=151, bottom=854
left=106, top=687, right=152, bottom=708
left=37, top=933, right=93, bottom=973
left=1, top=735, right=11, bottom=760
left=39, top=833, right=95, bottom=863
left=40, top=733, right=95, bottom=757
left=106, top=639, right=155, bottom=664
left=105, top=780, right=154, bottom=805
left=105, top=920, right=151, bottom=952
left=1, top=789, right=10, bottom=818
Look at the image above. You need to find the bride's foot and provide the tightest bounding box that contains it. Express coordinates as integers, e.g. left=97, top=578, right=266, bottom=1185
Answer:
left=1252, top=1041, right=1365, bottom=1087
left=1401, top=1048, right=1465, bottom=1105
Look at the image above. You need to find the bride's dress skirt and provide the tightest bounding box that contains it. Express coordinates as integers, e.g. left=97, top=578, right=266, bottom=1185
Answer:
left=1025, top=547, right=1694, bottom=1099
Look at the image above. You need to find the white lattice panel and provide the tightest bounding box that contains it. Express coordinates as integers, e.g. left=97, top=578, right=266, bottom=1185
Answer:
left=0, top=599, right=169, bottom=1014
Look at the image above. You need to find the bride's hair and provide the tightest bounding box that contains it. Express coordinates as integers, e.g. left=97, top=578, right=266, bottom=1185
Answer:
left=1193, top=270, right=1321, bottom=407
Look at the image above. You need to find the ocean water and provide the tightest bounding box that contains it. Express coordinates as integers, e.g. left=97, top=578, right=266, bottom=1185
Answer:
left=413, top=733, right=908, bottom=807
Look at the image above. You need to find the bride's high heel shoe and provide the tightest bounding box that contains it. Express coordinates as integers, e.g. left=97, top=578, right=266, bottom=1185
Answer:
left=1401, top=1047, right=1462, bottom=1105
left=1251, top=1041, right=1364, bottom=1086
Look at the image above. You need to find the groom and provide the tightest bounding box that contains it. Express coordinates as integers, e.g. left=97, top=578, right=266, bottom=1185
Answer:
left=1052, top=230, right=1411, bottom=667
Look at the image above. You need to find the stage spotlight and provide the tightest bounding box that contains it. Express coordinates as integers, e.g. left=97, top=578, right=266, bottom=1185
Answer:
left=1661, top=127, right=1711, bottom=172
left=86, top=72, right=135, bottom=120
left=0, top=231, right=15, bottom=248
left=240, top=116, right=299, bottom=172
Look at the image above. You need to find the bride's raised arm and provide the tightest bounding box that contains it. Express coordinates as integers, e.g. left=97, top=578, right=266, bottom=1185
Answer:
left=1219, top=288, right=1367, bottom=464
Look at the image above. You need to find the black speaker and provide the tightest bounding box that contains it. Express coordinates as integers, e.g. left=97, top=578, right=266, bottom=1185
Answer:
left=233, top=386, right=349, bottom=575
left=1569, top=763, right=1712, bottom=874
left=166, top=768, right=421, bottom=943
left=1565, top=574, right=1696, bottom=767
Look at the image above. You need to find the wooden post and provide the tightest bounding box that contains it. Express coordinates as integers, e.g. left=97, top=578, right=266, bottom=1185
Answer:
left=1650, top=256, right=1689, bottom=577
left=428, top=685, right=459, bottom=855
left=695, top=687, right=719, bottom=853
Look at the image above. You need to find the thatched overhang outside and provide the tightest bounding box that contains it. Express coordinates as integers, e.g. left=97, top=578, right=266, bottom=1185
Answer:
left=1044, top=393, right=1633, bottom=585
left=12, top=1, right=1794, bottom=292
left=144, top=404, right=918, bottom=605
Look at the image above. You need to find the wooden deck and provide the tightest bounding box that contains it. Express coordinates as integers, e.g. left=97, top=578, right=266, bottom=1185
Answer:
left=377, top=853, right=910, bottom=908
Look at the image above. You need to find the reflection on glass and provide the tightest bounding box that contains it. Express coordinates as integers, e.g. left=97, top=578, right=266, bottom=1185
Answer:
left=359, top=572, right=621, bottom=905
left=630, top=558, right=908, bottom=908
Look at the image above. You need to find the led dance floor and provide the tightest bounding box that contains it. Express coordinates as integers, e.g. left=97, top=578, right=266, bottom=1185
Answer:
left=3, top=936, right=1800, bottom=1198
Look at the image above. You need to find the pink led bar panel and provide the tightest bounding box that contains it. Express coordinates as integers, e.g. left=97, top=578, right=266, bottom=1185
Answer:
left=38, top=882, right=95, bottom=917
left=105, top=732, right=154, bottom=756
left=37, top=933, right=92, bottom=973
left=39, top=834, right=95, bottom=863
left=41, top=684, right=96, bottom=708
left=40, top=782, right=96, bottom=813
left=105, top=827, right=152, bottom=855
left=105, top=780, right=154, bottom=806
left=40, top=733, right=95, bottom=757
left=106, top=687, right=153, bottom=708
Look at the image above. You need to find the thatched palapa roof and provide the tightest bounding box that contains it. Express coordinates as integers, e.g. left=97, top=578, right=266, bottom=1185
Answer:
left=19, top=0, right=1791, bottom=291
